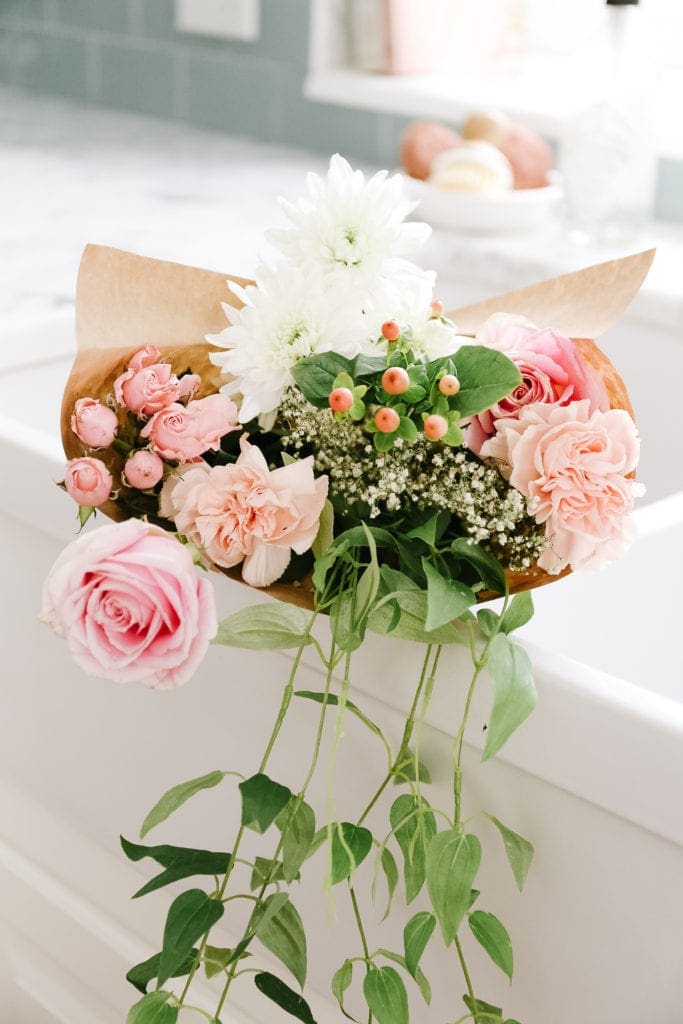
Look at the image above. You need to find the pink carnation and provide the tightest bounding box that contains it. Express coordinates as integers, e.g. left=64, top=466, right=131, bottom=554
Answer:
left=160, top=436, right=328, bottom=587
left=114, top=345, right=200, bottom=417
left=71, top=397, right=119, bottom=449
left=40, top=519, right=217, bottom=690
left=466, top=319, right=609, bottom=455
left=64, top=457, right=113, bottom=507
left=482, top=400, right=644, bottom=573
left=140, top=394, right=240, bottom=462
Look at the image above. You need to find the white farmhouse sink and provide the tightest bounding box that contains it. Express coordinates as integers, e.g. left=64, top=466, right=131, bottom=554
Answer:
left=1, top=311, right=682, bottom=1024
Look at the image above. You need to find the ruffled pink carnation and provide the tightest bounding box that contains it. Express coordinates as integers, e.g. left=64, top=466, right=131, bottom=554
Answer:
left=465, top=319, right=609, bottom=455
left=114, top=345, right=200, bottom=418
left=160, top=436, right=328, bottom=587
left=140, top=394, right=240, bottom=462
left=482, top=400, right=644, bottom=573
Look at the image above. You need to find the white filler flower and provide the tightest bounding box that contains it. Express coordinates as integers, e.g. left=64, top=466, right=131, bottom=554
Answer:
left=268, top=154, right=431, bottom=303
left=209, top=266, right=363, bottom=423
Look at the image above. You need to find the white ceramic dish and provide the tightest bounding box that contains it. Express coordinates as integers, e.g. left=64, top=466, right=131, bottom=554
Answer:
left=407, top=170, right=563, bottom=235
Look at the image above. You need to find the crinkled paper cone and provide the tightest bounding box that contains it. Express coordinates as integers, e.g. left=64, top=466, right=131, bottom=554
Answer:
left=61, top=244, right=654, bottom=606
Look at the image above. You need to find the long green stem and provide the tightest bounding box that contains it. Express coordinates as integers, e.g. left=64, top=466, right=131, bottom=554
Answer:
left=455, top=935, right=477, bottom=1010
left=350, top=885, right=373, bottom=1024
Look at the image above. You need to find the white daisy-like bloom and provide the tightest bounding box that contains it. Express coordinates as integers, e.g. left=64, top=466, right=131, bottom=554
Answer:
left=362, top=277, right=471, bottom=360
left=208, top=265, right=365, bottom=424
left=267, top=154, right=432, bottom=305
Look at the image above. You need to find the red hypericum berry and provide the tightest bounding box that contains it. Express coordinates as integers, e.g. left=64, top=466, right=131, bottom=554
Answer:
left=381, top=366, right=410, bottom=395
left=438, top=374, right=460, bottom=396
left=328, top=387, right=354, bottom=413
left=381, top=320, right=401, bottom=342
left=430, top=299, right=444, bottom=317
left=424, top=414, right=448, bottom=440
left=374, top=407, right=400, bottom=433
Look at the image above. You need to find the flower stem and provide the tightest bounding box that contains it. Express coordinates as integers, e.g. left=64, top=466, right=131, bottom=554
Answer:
left=349, top=884, right=374, bottom=1024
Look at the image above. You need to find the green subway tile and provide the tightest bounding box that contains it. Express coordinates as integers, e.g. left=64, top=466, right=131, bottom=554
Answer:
left=100, top=41, right=174, bottom=117
left=53, top=0, right=128, bottom=33
left=187, top=51, right=278, bottom=139
left=137, top=0, right=177, bottom=40
left=0, top=0, right=45, bottom=24
left=14, top=29, right=87, bottom=97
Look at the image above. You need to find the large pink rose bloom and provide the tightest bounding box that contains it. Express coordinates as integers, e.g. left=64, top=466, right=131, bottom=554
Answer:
left=482, top=400, right=644, bottom=573
left=114, top=345, right=200, bottom=418
left=465, top=318, right=609, bottom=455
left=160, top=436, right=329, bottom=587
left=41, top=520, right=217, bottom=689
left=141, top=394, right=240, bottom=462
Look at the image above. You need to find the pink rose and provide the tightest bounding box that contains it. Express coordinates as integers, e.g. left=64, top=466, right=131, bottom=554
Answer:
left=140, top=394, right=240, bottom=463
left=160, top=436, right=328, bottom=587
left=482, top=400, right=644, bottom=573
left=71, top=397, right=119, bottom=449
left=124, top=449, right=165, bottom=489
left=114, top=345, right=200, bottom=418
left=64, top=457, right=113, bottom=507
left=466, top=320, right=609, bottom=455
left=41, top=519, right=217, bottom=689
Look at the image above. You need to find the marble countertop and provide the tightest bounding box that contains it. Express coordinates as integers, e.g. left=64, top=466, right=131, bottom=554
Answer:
left=2, top=87, right=683, bottom=334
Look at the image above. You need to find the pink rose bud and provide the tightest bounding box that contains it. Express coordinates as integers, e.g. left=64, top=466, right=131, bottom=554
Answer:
left=124, top=450, right=165, bottom=489
left=40, top=519, right=217, bottom=689
left=64, top=457, right=113, bottom=507
left=71, top=397, right=119, bottom=449
left=114, top=345, right=200, bottom=418
left=140, top=394, right=240, bottom=463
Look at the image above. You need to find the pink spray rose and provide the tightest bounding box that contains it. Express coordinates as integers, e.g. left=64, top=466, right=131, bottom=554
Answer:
left=114, top=345, right=200, bottom=418
left=124, top=449, right=165, bottom=489
left=71, top=397, right=119, bottom=449
left=64, top=457, right=113, bottom=507
left=160, top=436, right=329, bottom=587
left=481, top=400, right=644, bottom=573
left=465, top=318, right=609, bottom=455
left=41, top=519, right=217, bottom=689
left=140, top=394, right=240, bottom=463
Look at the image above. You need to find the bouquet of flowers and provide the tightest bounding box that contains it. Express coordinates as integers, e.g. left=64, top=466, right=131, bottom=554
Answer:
left=42, top=157, right=651, bottom=1024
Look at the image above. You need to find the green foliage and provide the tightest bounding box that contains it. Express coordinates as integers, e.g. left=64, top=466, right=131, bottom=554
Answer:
left=239, top=774, right=293, bottom=834
left=330, top=823, right=373, bottom=884
left=375, top=845, right=400, bottom=920
left=463, top=993, right=504, bottom=1019
left=254, top=972, right=318, bottom=1024
left=249, top=856, right=289, bottom=891
left=140, top=770, right=226, bottom=839
left=483, top=635, right=537, bottom=761
left=425, top=831, right=481, bottom=945
left=499, top=592, right=534, bottom=635
left=451, top=346, right=522, bottom=417
left=422, top=559, right=476, bottom=631
left=204, top=945, right=236, bottom=980
left=292, top=353, right=355, bottom=408
left=376, top=950, right=431, bottom=1006
left=392, top=746, right=431, bottom=786
left=390, top=794, right=436, bottom=903
left=477, top=609, right=500, bottom=639
left=331, top=959, right=355, bottom=1021
left=120, top=837, right=231, bottom=899
left=485, top=815, right=535, bottom=892
left=126, top=950, right=197, bottom=995
left=253, top=893, right=307, bottom=988
left=312, top=499, right=334, bottom=558
left=468, top=910, right=514, bottom=981
left=403, top=911, right=436, bottom=980
left=126, top=991, right=178, bottom=1024
left=157, top=889, right=224, bottom=987
left=369, top=589, right=467, bottom=645
left=277, top=798, right=316, bottom=883
left=214, top=604, right=313, bottom=650
left=363, top=966, right=409, bottom=1024
left=451, top=538, right=507, bottom=594
left=295, top=690, right=387, bottom=753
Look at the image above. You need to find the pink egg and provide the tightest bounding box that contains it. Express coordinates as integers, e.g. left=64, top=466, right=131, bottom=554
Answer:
left=400, top=121, right=462, bottom=181
left=498, top=122, right=554, bottom=190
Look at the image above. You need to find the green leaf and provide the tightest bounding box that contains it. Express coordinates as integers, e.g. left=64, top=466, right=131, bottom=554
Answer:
left=425, top=831, right=481, bottom=945
left=240, top=774, right=293, bottom=833
left=485, top=815, right=534, bottom=892
left=403, top=912, right=436, bottom=979
left=120, top=838, right=231, bottom=899
left=157, top=889, right=224, bottom=987
left=312, top=499, right=334, bottom=559
left=406, top=512, right=448, bottom=548
left=291, top=352, right=354, bottom=408
left=369, top=590, right=467, bottom=646
left=78, top=504, right=95, bottom=529
left=332, top=959, right=356, bottom=1021
left=402, top=384, right=427, bottom=404
left=126, top=950, right=197, bottom=995
left=397, top=416, right=419, bottom=442
left=295, top=691, right=386, bottom=751
left=353, top=354, right=387, bottom=377
left=390, top=794, right=436, bottom=903
left=253, top=893, right=307, bottom=988
left=469, top=888, right=481, bottom=909
left=140, top=770, right=226, bottom=839
left=452, top=346, right=522, bottom=417
left=374, top=429, right=396, bottom=453
left=254, top=971, right=317, bottom=1024
left=127, top=991, right=178, bottom=1024
left=373, top=845, right=399, bottom=921
left=392, top=746, right=431, bottom=785
left=463, top=994, right=503, bottom=1019
left=422, top=559, right=476, bottom=631
left=214, top=604, right=313, bottom=650
left=204, top=945, right=236, bottom=980
left=477, top=609, right=500, bottom=639
left=469, top=910, right=514, bottom=981
left=483, top=635, right=537, bottom=761
left=330, top=823, right=373, bottom=884
left=250, top=856, right=288, bottom=891
left=277, top=799, right=316, bottom=883
left=363, top=966, right=409, bottom=1024
left=499, top=592, right=534, bottom=634
left=451, top=538, right=507, bottom=594
left=375, top=950, right=431, bottom=1006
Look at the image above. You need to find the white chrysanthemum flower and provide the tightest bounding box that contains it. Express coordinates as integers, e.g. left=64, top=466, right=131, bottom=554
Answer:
left=267, top=154, right=432, bottom=303
left=208, top=266, right=364, bottom=424
left=363, top=277, right=471, bottom=360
